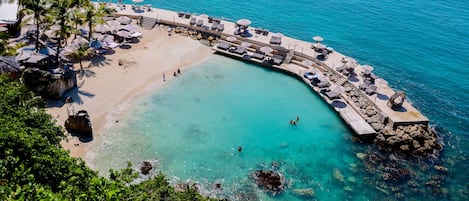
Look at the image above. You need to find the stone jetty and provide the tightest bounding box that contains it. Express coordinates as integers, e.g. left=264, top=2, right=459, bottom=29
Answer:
left=108, top=3, right=441, bottom=157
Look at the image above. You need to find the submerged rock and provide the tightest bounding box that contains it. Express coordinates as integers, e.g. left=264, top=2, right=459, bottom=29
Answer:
left=333, top=168, right=345, bottom=183
left=251, top=170, right=286, bottom=196
left=356, top=152, right=367, bottom=160
left=292, top=188, right=315, bottom=197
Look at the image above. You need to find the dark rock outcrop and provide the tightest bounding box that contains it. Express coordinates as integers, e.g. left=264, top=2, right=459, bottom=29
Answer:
left=251, top=170, right=286, bottom=196
left=140, top=161, right=153, bottom=175
left=22, top=67, right=76, bottom=99
left=64, top=110, right=92, bottom=141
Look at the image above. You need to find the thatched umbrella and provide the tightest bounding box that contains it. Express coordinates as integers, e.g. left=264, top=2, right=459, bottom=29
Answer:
left=259, top=46, right=273, bottom=54
left=106, top=20, right=120, bottom=27
left=116, top=30, right=131, bottom=38
left=241, top=42, right=252, bottom=47
left=226, top=36, right=237, bottom=42
left=312, top=36, right=323, bottom=43
left=95, top=24, right=111, bottom=33
left=236, top=19, right=251, bottom=27
left=120, top=24, right=138, bottom=32
left=116, top=16, right=132, bottom=25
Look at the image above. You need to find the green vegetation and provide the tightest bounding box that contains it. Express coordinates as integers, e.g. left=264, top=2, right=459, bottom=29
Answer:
left=0, top=76, right=214, bottom=200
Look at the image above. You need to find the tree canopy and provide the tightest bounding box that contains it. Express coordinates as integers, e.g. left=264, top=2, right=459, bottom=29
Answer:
left=0, top=75, right=213, bottom=200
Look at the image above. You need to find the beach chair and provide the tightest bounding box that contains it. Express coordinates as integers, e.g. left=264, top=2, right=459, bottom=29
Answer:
left=251, top=52, right=265, bottom=60
left=211, top=22, right=219, bottom=30
left=178, top=12, right=184, bottom=18
left=217, top=24, right=224, bottom=32
left=217, top=42, right=231, bottom=50
left=190, top=17, right=196, bottom=25
left=233, top=46, right=247, bottom=55
left=184, top=13, right=191, bottom=19
left=196, top=19, right=203, bottom=26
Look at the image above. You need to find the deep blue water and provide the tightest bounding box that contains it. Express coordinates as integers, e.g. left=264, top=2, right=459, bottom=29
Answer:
left=98, top=0, right=468, bottom=200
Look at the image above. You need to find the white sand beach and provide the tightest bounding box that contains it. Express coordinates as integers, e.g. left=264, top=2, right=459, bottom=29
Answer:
left=46, top=25, right=213, bottom=158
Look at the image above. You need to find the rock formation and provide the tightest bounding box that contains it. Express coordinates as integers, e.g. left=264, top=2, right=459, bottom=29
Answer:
left=22, top=67, right=76, bottom=99
left=251, top=170, right=286, bottom=196
left=64, top=110, right=92, bottom=140
left=140, top=161, right=153, bottom=175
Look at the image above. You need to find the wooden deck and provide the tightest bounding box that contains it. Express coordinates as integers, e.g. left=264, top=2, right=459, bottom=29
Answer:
left=107, top=3, right=430, bottom=135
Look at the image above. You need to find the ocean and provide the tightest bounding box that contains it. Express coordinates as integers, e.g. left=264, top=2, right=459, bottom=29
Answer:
left=89, top=0, right=469, bottom=200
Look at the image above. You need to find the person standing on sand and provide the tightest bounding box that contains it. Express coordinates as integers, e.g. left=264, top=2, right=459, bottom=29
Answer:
left=163, top=72, right=166, bottom=82
left=177, top=68, right=181, bottom=75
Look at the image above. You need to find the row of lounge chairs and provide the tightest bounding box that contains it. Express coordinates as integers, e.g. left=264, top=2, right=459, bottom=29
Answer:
left=216, top=42, right=285, bottom=65
left=254, top=28, right=269, bottom=36
left=177, top=12, right=192, bottom=18
left=270, top=36, right=281, bottom=45
left=189, top=18, right=224, bottom=31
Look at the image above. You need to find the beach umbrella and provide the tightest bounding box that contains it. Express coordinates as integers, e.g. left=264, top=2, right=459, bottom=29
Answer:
left=106, top=20, right=120, bottom=27
left=312, top=43, right=326, bottom=49
left=241, top=42, right=252, bottom=47
left=272, top=32, right=284, bottom=38
left=91, top=32, right=103, bottom=40
left=120, top=24, right=138, bottom=32
left=89, top=40, right=103, bottom=49
left=101, top=34, right=115, bottom=43
left=312, top=36, right=323, bottom=43
left=116, top=16, right=132, bottom=25
left=236, top=19, right=251, bottom=27
left=375, top=78, right=388, bottom=86
left=38, top=47, right=57, bottom=56
left=71, top=37, right=89, bottom=46
left=95, top=24, right=111, bottom=33
left=362, top=65, right=374, bottom=71
left=226, top=36, right=237, bottom=42
left=302, top=59, right=313, bottom=66
left=260, top=46, right=274, bottom=54
left=132, top=0, right=144, bottom=3
left=318, top=75, right=328, bottom=82
left=198, top=14, right=208, bottom=19
left=116, top=30, right=131, bottom=38
left=331, top=85, right=346, bottom=94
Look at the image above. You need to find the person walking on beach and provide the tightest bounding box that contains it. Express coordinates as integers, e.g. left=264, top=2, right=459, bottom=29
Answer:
left=177, top=68, right=181, bottom=75
left=163, top=72, right=166, bottom=82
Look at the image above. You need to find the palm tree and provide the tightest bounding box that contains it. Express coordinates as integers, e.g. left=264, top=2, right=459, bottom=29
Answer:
left=19, top=0, right=48, bottom=51
left=85, top=3, right=112, bottom=41
left=49, top=0, right=76, bottom=63
left=69, top=9, right=86, bottom=39
left=65, top=44, right=92, bottom=74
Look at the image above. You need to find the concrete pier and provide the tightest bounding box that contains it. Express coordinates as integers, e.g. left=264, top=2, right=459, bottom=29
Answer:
left=109, top=3, right=430, bottom=136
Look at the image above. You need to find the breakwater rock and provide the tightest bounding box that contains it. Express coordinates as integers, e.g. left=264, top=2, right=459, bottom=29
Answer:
left=375, top=124, right=442, bottom=157
left=251, top=170, right=286, bottom=196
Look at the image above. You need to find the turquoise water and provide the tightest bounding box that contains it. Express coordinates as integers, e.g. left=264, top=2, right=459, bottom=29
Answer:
left=93, top=0, right=468, bottom=200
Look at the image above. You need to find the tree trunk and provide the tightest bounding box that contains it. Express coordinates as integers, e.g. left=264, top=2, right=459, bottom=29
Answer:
left=35, top=14, right=40, bottom=52
left=88, top=21, right=92, bottom=41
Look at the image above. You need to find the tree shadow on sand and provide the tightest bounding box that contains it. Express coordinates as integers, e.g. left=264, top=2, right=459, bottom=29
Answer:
left=46, top=80, right=95, bottom=108
left=89, top=55, right=112, bottom=68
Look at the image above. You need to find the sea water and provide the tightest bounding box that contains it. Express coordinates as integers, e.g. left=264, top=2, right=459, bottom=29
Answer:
left=91, top=0, right=468, bottom=200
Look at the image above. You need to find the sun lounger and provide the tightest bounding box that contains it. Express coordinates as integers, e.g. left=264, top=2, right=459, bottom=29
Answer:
left=232, top=46, right=247, bottom=55
left=270, top=36, right=282, bottom=45
left=208, top=17, right=213, bottom=23
left=217, top=24, right=224, bottom=32
left=189, top=17, right=196, bottom=25
left=262, top=30, right=269, bottom=36
left=196, top=19, right=203, bottom=26
left=184, top=13, right=191, bottom=18
left=271, top=54, right=284, bottom=65
left=217, top=42, right=231, bottom=50
left=211, top=22, right=219, bottom=30
left=178, top=12, right=184, bottom=18
left=255, top=28, right=263, bottom=34
left=251, top=52, right=265, bottom=60
left=317, top=81, right=330, bottom=88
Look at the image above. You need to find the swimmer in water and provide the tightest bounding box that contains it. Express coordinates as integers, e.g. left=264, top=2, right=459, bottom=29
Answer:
left=296, top=116, right=300, bottom=121
left=238, top=146, right=243, bottom=152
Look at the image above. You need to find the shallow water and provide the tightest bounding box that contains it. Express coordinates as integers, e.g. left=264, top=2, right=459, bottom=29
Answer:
left=92, top=0, right=468, bottom=200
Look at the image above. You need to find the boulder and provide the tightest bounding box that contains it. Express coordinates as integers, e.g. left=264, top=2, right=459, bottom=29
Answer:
left=333, top=168, right=345, bottom=183
left=140, top=161, right=153, bottom=175
left=433, top=165, right=448, bottom=173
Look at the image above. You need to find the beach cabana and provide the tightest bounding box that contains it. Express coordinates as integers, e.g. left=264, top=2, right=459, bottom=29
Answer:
left=270, top=36, right=282, bottom=45
left=362, top=65, right=374, bottom=72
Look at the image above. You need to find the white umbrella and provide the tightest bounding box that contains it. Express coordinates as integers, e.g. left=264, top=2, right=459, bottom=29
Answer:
left=302, top=59, right=313, bottom=66
left=375, top=78, right=388, bottom=86
left=116, top=16, right=132, bottom=25
left=331, top=85, right=346, bottom=94
left=241, top=42, right=252, bottom=47
left=260, top=46, right=274, bottom=54
left=236, top=19, right=251, bottom=27
left=312, top=36, right=324, bottom=42
left=94, top=24, right=111, bottom=33
left=116, top=30, right=131, bottom=38
left=132, top=0, right=144, bottom=3
left=198, top=14, right=208, bottom=19
left=226, top=36, right=237, bottom=42
left=120, top=24, right=138, bottom=32
left=106, top=20, right=120, bottom=27
left=272, top=32, right=284, bottom=38
left=362, top=65, right=374, bottom=71
left=71, top=37, right=89, bottom=46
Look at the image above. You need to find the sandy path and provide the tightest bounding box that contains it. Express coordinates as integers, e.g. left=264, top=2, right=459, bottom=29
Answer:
left=47, top=25, right=213, bottom=158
